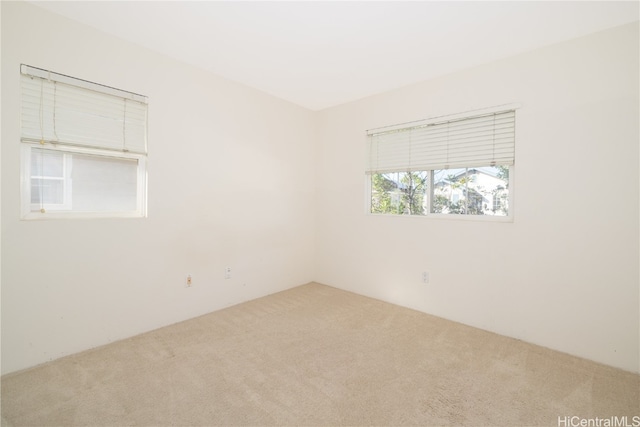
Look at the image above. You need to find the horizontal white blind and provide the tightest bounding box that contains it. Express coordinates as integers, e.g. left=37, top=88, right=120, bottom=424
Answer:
left=20, top=65, right=148, bottom=154
left=366, top=110, right=515, bottom=174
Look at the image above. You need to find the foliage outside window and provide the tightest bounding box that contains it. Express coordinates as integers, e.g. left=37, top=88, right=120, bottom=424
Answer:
left=370, top=166, right=509, bottom=216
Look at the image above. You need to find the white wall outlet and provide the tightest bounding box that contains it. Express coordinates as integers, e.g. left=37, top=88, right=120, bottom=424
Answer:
left=186, top=274, right=192, bottom=287
left=224, top=267, right=231, bottom=279
left=422, top=271, right=429, bottom=284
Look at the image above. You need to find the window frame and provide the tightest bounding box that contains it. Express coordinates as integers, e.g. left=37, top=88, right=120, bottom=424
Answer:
left=20, top=143, right=148, bottom=220
left=365, top=166, right=514, bottom=222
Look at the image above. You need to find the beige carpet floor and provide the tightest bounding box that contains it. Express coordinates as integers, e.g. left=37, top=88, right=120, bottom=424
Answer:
left=1, top=282, right=639, bottom=426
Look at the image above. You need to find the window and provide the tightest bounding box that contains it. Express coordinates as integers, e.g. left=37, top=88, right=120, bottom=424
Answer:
left=20, top=65, right=148, bottom=219
left=366, top=107, right=516, bottom=218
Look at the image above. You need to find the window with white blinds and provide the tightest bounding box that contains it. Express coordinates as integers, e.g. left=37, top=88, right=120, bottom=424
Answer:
left=366, top=110, right=515, bottom=174
left=366, top=107, right=516, bottom=218
left=20, top=64, right=147, bottom=153
left=20, top=65, right=148, bottom=219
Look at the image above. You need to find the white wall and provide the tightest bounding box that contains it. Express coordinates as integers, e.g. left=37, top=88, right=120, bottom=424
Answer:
left=315, top=22, right=640, bottom=373
left=1, top=1, right=316, bottom=374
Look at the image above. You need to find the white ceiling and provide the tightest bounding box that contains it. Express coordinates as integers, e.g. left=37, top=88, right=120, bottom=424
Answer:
left=30, top=1, right=639, bottom=111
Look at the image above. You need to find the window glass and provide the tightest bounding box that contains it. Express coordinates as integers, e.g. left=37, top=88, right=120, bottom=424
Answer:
left=71, top=153, right=138, bottom=212
left=24, top=145, right=145, bottom=218
left=370, top=165, right=510, bottom=217
left=371, top=171, right=428, bottom=215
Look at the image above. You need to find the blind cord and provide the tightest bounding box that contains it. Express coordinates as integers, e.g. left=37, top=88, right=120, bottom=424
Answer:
left=38, top=78, right=44, bottom=145
left=38, top=78, right=45, bottom=213
left=53, top=82, right=59, bottom=142
left=491, top=113, right=496, bottom=167
left=445, top=122, right=450, bottom=170
left=408, top=128, right=412, bottom=172
left=122, top=98, right=127, bottom=152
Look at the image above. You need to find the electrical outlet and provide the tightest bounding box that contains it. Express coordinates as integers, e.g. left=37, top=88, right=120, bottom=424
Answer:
left=225, top=267, right=231, bottom=279
left=186, top=274, right=192, bottom=287
left=422, top=272, right=429, bottom=284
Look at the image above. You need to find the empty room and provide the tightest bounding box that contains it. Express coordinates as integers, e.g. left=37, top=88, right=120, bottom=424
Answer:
left=1, top=1, right=639, bottom=426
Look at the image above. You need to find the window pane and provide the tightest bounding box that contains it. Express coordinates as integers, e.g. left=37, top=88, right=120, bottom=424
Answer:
left=31, top=148, right=64, bottom=177
left=432, top=168, right=467, bottom=214
left=71, top=153, right=138, bottom=212
left=432, top=166, right=509, bottom=216
left=31, top=178, right=64, bottom=204
left=371, top=171, right=428, bottom=215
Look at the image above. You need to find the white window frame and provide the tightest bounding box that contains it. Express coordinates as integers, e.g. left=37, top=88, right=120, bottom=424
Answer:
left=365, top=105, right=518, bottom=222
left=364, top=169, right=514, bottom=222
left=20, top=64, right=148, bottom=220
left=21, top=143, right=147, bottom=220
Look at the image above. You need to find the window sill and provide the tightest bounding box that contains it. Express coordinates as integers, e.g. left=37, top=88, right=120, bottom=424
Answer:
left=366, top=212, right=514, bottom=223
left=21, top=211, right=147, bottom=220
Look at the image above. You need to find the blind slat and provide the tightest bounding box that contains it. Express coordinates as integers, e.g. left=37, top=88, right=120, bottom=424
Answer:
left=366, top=110, right=515, bottom=173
